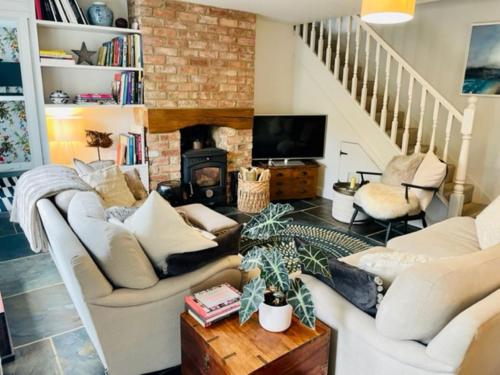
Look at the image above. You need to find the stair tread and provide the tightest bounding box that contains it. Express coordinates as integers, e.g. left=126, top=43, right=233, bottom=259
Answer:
left=443, top=182, right=474, bottom=204
left=462, top=202, right=487, bottom=218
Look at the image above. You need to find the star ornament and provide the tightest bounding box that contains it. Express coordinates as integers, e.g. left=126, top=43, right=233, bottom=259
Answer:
left=72, top=42, right=96, bottom=65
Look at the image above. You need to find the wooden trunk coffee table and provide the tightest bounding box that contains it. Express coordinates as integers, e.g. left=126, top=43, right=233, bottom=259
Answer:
left=181, top=312, right=331, bottom=375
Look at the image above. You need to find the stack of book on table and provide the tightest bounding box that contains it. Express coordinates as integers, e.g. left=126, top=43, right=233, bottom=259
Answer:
left=35, top=0, right=88, bottom=24
left=74, top=93, right=117, bottom=105
left=40, top=49, right=75, bottom=66
left=185, top=283, right=241, bottom=328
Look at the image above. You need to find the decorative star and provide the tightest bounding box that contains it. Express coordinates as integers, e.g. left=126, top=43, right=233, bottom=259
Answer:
left=72, top=42, right=96, bottom=65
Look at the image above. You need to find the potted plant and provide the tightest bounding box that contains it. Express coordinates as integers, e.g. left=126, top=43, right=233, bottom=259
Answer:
left=239, top=204, right=332, bottom=331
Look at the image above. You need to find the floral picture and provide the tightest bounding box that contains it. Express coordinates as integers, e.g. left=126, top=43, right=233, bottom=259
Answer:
left=0, top=23, right=23, bottom=96
left=462, top=22, right=500, bottom=95
left=0, top=101, right=31, bottom=164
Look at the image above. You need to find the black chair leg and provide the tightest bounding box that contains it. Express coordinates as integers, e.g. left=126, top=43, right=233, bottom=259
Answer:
left=422, top=216, right=427, bottom=228
left=349, top=208, right=359, bottom=232
left=404, top=220, right=408, bottom=233
left=385, top=222, right=392, bottom=245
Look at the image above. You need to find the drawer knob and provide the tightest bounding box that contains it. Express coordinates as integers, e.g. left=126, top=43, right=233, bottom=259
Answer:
left=277, top=172, right=284, bottom=177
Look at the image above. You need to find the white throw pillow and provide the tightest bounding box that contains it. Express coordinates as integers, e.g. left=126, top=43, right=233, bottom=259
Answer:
left=411, top=152, right=447, bottom=210
left=358, top=251, right=437, bottom=285
left=73, top=158, right=115, bottom=176
left=124, top=191, right=218, bottom=275
left=82, top=165, right=136, bottom=207
left=475, top=195, right=500, bottom=250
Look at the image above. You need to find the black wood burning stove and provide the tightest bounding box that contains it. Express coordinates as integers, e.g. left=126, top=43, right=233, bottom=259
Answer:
left=182, top=147, right=227, bottom=205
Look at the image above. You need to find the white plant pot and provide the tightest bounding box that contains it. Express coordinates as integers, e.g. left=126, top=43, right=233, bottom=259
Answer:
left=258, top=302, right=293, bottom=332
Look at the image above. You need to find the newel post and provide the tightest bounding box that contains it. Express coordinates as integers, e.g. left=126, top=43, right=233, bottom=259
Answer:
left=448, top=96, right=477, bottom=217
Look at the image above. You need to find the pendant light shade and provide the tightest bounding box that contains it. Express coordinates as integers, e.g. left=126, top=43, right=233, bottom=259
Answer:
left=361, top=0, right=416, bottom=24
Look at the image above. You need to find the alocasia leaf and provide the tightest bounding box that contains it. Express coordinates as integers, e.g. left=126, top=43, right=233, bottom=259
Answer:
left=241, top=203, right=294, bottom=240
left=240, top=246, right=264, bottom=271
left=296, top=242, right=331, bottom=279
left=239, top=277, right=266, bottom=325
left=261, top=249, right=290, bottom=292
left=287, top=278, right=315, bottom=328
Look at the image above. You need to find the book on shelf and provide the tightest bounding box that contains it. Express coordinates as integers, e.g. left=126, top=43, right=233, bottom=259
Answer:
left=74, top=93, right=117, bottom=105
left=113, top=72, right=144, bottom=105
left=184, top=283, right=241, bottom=328
left=37, top=0, right=88, bottom=24
left=97, top=35, right=142, bottom=68
left=40, top=49, right=75, bottom=65
left=40, top=57, right=75, bottom=66
left=117, top=133, right=142, bottom=166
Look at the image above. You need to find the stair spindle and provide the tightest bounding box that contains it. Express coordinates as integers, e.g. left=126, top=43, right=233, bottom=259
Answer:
left=325, top=19, right=333, bottom=70
left=303, top=23, right=309, bottom=43
left=390, top=63, right=403, bottom=144
left=333, top=17, right=342, bottom=80
left=318, top=21, right=325, bottom=61
left=342, top=16, right=352, bottom=88
left=351, top=20, right=361, bottom=98
left=415, top=86, right=427, bottom=154
left=310, top=22, right=316, bottom=52
left=443, top=112, right=453, bottom=162
left=370, top=43, right=381, bottom=120
left=380, top=52, right=391, bottom=132
left=401, top=76, right=415, bottom=155
left=430, top=98, right=440, bottom=152
left=360, top=33, right=370, bottom=110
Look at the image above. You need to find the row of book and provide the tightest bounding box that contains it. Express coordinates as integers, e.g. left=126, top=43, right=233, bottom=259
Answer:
left=35, top=0, right=88, bottom=24
left=185, top=283, right=241, bottom=328
left=74, top=93, right=116, bottom=105
left=112, top=72, right=144, bottom=105
left=117, top=133, right=143, bottom=166
left=97, top=35, right=143, bottom=68
left=40, top=49, right=75, bottom=66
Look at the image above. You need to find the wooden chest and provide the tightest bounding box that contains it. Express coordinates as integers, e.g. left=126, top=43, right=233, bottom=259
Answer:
left=181, top=313, right=330, bottom=375
left=262, top=162, right=319, bottom=201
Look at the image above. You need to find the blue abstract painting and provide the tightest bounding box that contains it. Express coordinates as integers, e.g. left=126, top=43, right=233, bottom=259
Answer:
left=462, top=23, right=500, bottom=95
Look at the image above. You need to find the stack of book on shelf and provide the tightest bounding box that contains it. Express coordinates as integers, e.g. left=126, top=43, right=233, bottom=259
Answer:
left=35, top=0, right=88, bottom=25
left=74, top=93, right=117, bottom=105
left=112, top=72, right=144, bottom=105
left=40, top=49, right=75, bottom=66
left=97, top=35, right=143, bottom=68
left=116, top=133, right=143, bottom=166
left=185, top=283, right=241, bottom=328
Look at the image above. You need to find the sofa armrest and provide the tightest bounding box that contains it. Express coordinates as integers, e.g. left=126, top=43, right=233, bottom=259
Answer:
left=90, top=255, right=242, bottom=307
left=427, top=289, right=500, bottom=373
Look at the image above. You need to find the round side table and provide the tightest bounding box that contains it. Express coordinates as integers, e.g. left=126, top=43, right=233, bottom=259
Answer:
left=332, top=182, right=368, bottom=224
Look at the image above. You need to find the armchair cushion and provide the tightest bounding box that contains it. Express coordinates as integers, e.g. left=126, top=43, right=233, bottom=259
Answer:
left=475, top=195, right=500, bottom=250
left=381, top=153, right=424, bottom=186
left=354, top=182, right=420, bottom=220
left=411, top=152, right=447, bottom=210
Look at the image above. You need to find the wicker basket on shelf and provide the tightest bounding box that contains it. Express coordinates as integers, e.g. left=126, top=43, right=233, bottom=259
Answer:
left=237, top=167, right=270, bottom=214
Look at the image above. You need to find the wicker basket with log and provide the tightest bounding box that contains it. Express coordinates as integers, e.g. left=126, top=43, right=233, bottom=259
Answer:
left=237, top=167, right=270, bottom=214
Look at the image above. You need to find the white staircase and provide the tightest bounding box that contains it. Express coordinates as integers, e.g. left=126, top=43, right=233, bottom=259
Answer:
left=295, top=16, right=485, bottom=218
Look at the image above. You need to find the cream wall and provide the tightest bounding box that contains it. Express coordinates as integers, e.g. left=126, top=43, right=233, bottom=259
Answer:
left=254, top=16, right=295, bottom=114
left=375, top=0, right=500, bottom=202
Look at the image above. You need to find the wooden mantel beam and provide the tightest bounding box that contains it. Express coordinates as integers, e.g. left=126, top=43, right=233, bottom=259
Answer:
left=146, top=108, right=254, bottom=133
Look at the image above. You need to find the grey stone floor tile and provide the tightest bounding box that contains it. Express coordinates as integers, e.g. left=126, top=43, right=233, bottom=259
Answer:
left=0, top=234, right=34, bottom=262
left=0, top=253, right=62, bottom=298
left=4, top=284, right=81, bottom=347
left=3, top=339, right=60, bottom=375
left=0, top=217, right=16, bottom=238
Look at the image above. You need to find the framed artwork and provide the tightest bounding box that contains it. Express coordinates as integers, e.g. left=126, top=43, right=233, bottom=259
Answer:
left=462, top=22, right=500, bottom=96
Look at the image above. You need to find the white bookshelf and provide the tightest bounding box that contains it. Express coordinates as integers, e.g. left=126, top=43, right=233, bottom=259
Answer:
left=36, top=20, right=143, bottom=35
left=40, top=61, right=143, bottom=72
left=45, top=103, right=145, bottom=109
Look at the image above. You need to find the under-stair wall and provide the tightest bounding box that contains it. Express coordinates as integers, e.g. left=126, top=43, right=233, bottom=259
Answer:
left=293, top=16, right=480, bottom=218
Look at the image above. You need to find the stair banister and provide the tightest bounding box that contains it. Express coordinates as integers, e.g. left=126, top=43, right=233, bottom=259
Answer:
left=342, top=16, right=352, bottom=88
left=360, top=34, right=370, bottom=110
left=448, top=97, right=477, bottom=217
left=401, top=76, right=415, bottom=155
left=370, top=43, right=381, bottom=120
left=334, top=18, right=342, bottom=79
left=325, top=19, right=333, bottom=69
left=351, top=21, right=361, bottom=98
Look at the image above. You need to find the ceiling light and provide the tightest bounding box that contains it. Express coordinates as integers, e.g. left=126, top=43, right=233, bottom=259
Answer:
left=361, top=0, right=416, bottom=24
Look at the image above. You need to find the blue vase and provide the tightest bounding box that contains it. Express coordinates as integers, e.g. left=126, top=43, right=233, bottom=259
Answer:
left=87, top=2, right=114, bottom=27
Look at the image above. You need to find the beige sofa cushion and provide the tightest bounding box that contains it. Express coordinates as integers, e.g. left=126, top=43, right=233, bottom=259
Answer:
left=82, top=165, right=136, bottom=207
left=54, top=189, right=80, bottom=215
left=68, top=192, right=158, bottom=289
left=376, top=243, right=500, bottom=343
left=475, top=195, right=500, bottom=250
left=124, top=192, right=217, bottom=276
left=176, top=203, right=238, bottom=234
left=411, top=152, right=447, bottom=210
left=387, top=216, right=480, bottom=257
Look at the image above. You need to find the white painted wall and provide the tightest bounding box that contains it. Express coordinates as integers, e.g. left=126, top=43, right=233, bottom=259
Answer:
left=374, top=0, right=500, bottom=202
left=254, top=16, right=295, bottom=114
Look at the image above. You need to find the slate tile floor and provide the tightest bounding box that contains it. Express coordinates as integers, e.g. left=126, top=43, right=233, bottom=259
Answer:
left=0, top=198, right=409, bottom=374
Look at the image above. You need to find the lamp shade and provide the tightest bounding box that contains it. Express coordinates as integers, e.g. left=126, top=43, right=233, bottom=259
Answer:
left=361, top=0, right=416, bottom=24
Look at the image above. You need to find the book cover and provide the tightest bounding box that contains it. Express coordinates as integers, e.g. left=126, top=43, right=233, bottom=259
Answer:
left=47, top=0, right=62, bottom=22
left=119, top=134, right=129, bottom=165
left=68, top=0, right=84, bottom=24
left=185, top=297, right=240, bottom=320
left=75, top=0, right=88, bottom=24
left=60, top=0, right=78, bottom=23
left=35, top=0, right=43, bottom=20
left=194, top=283, right=241, bottom=311
left=128, top=132, right=142, bottom=165
left=115, top=142, right=122, bottom=165
left=53, top=0, right=69, bottom=23
left=127, top=135, right=135, bottom=165
left=187, top=305, right=239, bottom=328
left=40, top=58, right=75, bottom=66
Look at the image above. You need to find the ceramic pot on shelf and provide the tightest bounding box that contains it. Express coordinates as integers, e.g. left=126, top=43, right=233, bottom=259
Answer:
left=258, top=302, right=293, bottom=333
left=87, top=2, right=114, bottom=27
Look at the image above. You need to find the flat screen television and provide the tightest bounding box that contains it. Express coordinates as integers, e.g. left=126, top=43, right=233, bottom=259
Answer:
left=252, top=115, right=327, bottom=160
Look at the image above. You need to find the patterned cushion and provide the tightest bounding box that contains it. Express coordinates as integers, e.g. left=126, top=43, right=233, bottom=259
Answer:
left=81, top=166, right=136, bottom=207
left=381, top=153, right=425, bottom=186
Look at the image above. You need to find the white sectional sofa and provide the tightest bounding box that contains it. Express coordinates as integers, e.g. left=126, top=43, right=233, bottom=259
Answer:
left=303, top=213, right=500, bottom=375
left=37, top=193, right=243, bottom=375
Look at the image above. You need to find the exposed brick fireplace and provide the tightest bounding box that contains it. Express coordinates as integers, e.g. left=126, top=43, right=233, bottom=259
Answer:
left=128, top=0, right=256, bottom=189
